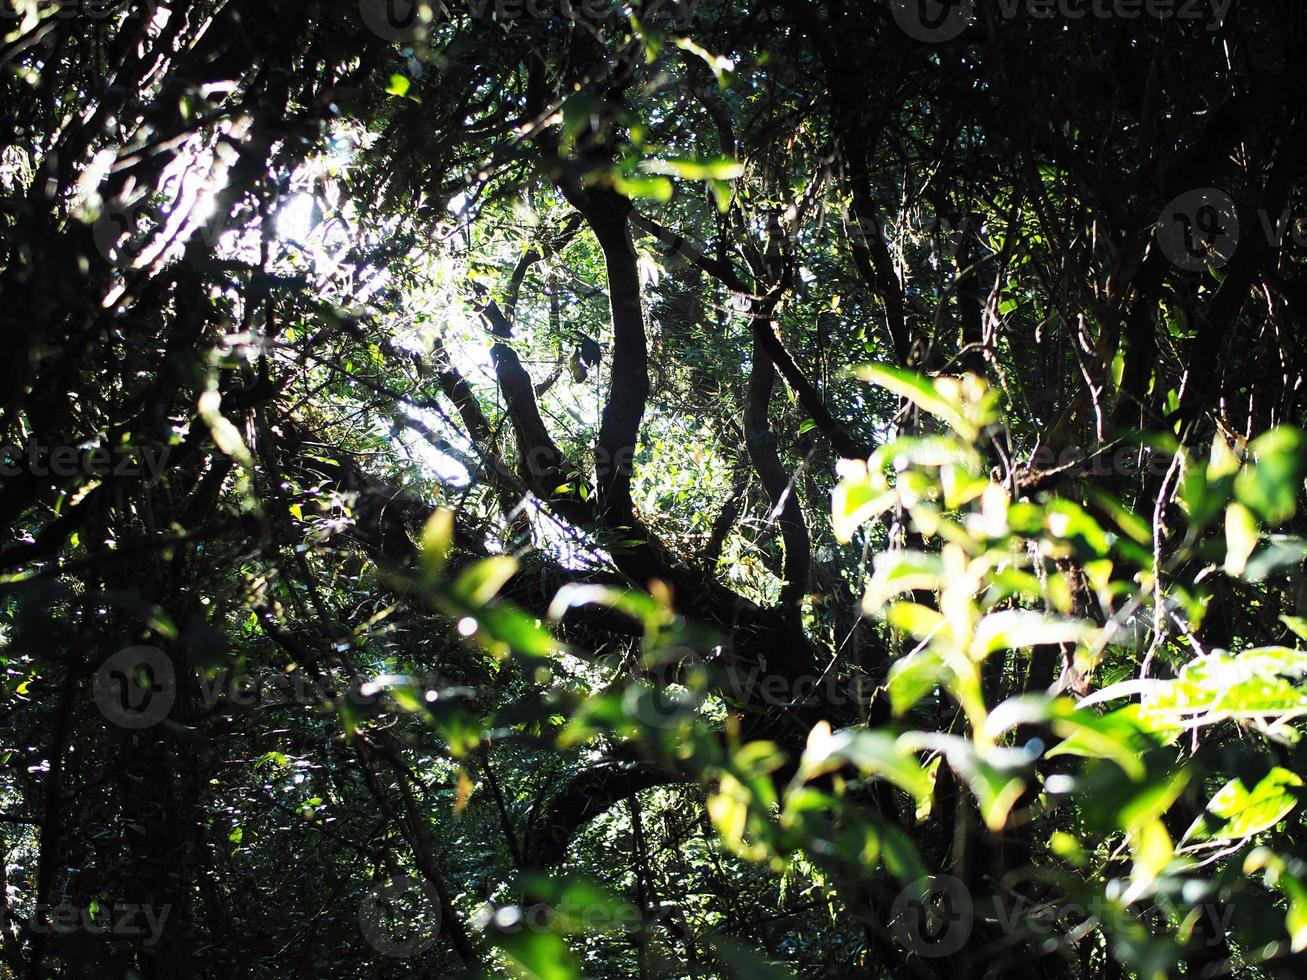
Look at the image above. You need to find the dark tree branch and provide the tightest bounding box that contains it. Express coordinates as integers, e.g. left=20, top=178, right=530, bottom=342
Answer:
left=745, top=312, right=812, bottom=610
left=557, top=186, right=650, bottom=530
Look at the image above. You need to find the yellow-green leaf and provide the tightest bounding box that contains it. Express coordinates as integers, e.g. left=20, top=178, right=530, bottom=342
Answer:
left=1191, top=767, right=1303, bottom=841
left=1223, top=501, right=1259, bottom=576
left=420, top=507, right=454, bottom=570
left=452, top=556, right=518, bottom=607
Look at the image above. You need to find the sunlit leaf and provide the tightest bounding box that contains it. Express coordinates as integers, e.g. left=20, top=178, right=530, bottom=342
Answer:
left=863, top=551, right=944, bottom=611
left=420, top=507, right=454, bottom=571
left=887, top=649, right=946, bottom=715
left=1223, top=501, right=1259, bottom=576
left=796, top=725, right=933, bottom=803
left=883, top=601, right=947, bottom=641
left=198, top=390, right=253, bottom=469
left=969, top=611, right=1093, bottom=661
left=832, top=467, right=895, bottom=543
left=1189, top=767, right=1303, bottom=841
left=385, top=74, right=412, bottom=98
left=897, top=732, right=1027, bottom=831
left=452, top=556, right=519, bottom=606
left=640, top=156, right=744, bottom=180
left=853, top=364, right=977, bottom=439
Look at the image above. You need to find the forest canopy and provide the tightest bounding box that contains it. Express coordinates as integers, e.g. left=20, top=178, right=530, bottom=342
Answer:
left=3, top=1, right=1307, bottom=977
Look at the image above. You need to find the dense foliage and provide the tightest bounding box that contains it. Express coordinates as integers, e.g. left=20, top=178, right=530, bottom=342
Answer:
left=3, top=1, right=1307, bottom=977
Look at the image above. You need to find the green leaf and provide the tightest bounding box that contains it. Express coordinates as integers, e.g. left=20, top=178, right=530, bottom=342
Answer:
left=495, top=926, right=582, bottom=980
left=986, top=695, right=1150, bottom=778
left=472, top=606, right=557, bottom=658
left=707, top=176, right=734, bottom=212
left=452, top=556, right=518, bottom=607
left=1129, top=817, right=1174, bottom=883
left=1116, top=765, right=1189, bottom=831
left=1208, top=433, right=1242, bottom=479
left=198, top=390, right=253, bottom=470
left=547, top=584, right=668, bottom=634
left=883, top=601, right=946, bottom=641
left=1246, top=848, right=1307, bottom=952
left=612, top=174, right=673, bottom=201
left=514, top=875, right=638, bottom=935
left=887, top=649, right=946, bottom=715
left=1223, top=501, right=1259, bottom=576
left=1235, top=646, right=1307, bottom=678
left=388, top=684, right=426, bottom=714
left=1181, top=449, right=1234, bottom=532
left=871, top=435, right=975, bottom=470
left=1043, top=703, right=1155, bottom=778
left=1043, top=500, right=1111, bottom=558
left=874, top=826, right=926, bottom=890
left=832, top=467, right=895, bottom=543
left=673, top=37, right=735, bottom=84
left=864, top=551, right=944, bottom=611
left=1244, top=536, right=1307, bottom=582
left=707, top=773, right=765, bottom=860
left=969, top=611, right=1093, bottom=661
left=897, top=732, right=1027, bottom=831
left=1281, top=615, right=1307, bottom=642
left=420, top=507, right=454, bottom=571
left=796, top=724, right=934, bottom=803
left=639, top=156, right=744, bottom=180
left=1190, top=767, right=1303, bottom=841
left=853, top=364, right=976, bottom=439
left=1235, top=427, right=1306, bottom=525
left=1084, top=487, right=1152, bottom=545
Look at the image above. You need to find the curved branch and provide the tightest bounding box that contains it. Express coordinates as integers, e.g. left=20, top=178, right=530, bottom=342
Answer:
left=523, top=760, right=688, bottom=870
left=477, top=294, right=597, bottom=527
left=750, top=314, right=871, bottom=461
left=558, top=186, right=649, bottom=529
left=630, top=212, right=751, bottom=295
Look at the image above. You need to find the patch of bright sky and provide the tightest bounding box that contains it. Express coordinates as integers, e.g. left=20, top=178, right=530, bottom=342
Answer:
left=394, top=404, right=473, bottom=487
left=259, top=163, right=614, bottom=570
left=79, top=75, right=611, bottom=569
